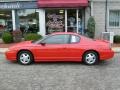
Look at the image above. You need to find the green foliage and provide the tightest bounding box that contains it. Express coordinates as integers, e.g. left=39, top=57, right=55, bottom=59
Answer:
left=24, top=33, right=42, bottom=41
left=87, top=16, right=96, bottom=38
left=2, top=32, right=13, bottom=43
left=114, top=35, right=120, bottom=43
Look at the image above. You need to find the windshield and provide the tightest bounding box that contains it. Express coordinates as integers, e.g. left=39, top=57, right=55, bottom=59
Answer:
left=32, top=35, right=49, bottom=44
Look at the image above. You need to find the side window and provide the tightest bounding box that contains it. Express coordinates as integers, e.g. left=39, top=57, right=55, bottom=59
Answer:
left=71, top=35, right=80, bottom=43
left=42, top=34, right=70, bottom=44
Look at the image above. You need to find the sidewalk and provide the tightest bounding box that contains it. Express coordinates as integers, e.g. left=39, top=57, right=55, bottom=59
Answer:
left=0, top=39, right=17, bottom=54
left=112, top=47, right=120, bottom=53
left=0, top=48, right=8, bottom=53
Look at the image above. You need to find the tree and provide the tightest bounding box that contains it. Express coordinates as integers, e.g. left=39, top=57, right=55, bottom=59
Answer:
left=87, top=16, right=96, bottom=38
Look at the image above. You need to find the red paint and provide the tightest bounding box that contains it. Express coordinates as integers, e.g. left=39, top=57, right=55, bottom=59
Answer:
left=5, top=32, right=114, bottom=62
left=38, top=0, right=88, bottom=8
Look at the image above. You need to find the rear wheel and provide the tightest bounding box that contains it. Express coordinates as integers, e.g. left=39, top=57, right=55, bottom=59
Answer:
left=17, top=51, right=34, bottom=65
left=83, top=51, right=99, bottom=65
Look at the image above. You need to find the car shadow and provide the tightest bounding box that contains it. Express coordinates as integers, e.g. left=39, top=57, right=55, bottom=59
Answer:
left=34, top=61, right=84, bottom=66
left=34, top=61, right=111, bottom=66
left=5, top=59, right=113, bottom=67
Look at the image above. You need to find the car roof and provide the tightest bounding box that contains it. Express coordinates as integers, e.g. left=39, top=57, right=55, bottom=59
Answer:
left=50, top=32, right=93, bottom=41
left=51, top=32, right=80, bottom=36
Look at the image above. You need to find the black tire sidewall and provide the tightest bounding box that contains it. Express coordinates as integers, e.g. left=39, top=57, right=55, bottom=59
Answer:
left=83, top=51, right=98, bottom=65
left=18, top=51, right=33, bottom=65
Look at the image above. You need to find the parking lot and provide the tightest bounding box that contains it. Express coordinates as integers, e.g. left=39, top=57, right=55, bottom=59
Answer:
left=0, top=53, right=120, bottom=90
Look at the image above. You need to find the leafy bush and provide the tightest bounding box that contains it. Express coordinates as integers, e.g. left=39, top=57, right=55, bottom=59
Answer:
left=24, top=33, right=42, bottom=41
left=87, top=16, right=96, bottom=38
left=114, top=35, right=120, bottom=43
left=2, top=32, right=13, bottom=43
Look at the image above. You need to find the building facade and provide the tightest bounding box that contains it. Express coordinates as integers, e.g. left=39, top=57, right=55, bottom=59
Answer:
left=0, top=0, right=119, bottom=38
left=89, top=0, right=120, bottom=38
left=0, top=0, right=39, bottom=35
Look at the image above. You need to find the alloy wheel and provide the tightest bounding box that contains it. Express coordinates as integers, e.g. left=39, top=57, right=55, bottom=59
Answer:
left=18, top=51, right=33, bottom=65
left=83, top=51, right=99, bottom=65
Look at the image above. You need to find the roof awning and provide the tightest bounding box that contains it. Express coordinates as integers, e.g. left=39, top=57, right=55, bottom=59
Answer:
left=37, top=0, right=88, bottom=8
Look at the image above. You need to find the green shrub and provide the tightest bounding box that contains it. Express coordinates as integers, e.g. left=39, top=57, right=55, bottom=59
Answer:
left=2, top=32, right=13, bottom=43
left=114, top=35, right=120, bottom=43
left=87, top=16, right=96, bottom=38
left=24, top=33, right=42, bottom=41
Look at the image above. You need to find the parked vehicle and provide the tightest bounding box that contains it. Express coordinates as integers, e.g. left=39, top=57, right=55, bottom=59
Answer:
left=5, top=32, right=114, bottom=65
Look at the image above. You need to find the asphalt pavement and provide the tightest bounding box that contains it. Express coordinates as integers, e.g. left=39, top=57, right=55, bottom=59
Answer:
left=0, top=53, right=120, bottom=90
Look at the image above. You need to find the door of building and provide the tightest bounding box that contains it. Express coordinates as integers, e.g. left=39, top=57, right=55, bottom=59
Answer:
left=66, top=9, right=84, bottom=34
left=45, top=9, right=84, bottom=35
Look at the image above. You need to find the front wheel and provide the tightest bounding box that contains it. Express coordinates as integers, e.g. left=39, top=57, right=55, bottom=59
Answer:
left=83, top=51, right=99, bottom=65
left=17, top=51, right=34, bottom=65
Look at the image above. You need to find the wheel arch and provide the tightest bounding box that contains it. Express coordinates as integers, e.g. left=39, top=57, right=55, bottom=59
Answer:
left=17, top=49, right=34, bottom=60
left=82, top=49, right=100, bottom=60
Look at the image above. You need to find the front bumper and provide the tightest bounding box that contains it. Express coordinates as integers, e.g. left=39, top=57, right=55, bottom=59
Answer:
left=5, top=50, right=17, bottom=61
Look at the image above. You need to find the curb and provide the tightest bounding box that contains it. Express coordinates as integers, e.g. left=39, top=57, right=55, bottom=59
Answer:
left=0, top=48, right=8, bottom=54
left=0, top=47, right=120, bottom=53
left=112, top=47, right=120, bottom=53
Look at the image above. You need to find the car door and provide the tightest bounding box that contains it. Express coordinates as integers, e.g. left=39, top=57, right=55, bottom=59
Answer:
left=65, top=35, right=83, bottom=61
left=35, top=34, right=70, bottom=61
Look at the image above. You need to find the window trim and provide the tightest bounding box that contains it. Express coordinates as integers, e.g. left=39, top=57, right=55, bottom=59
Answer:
left=40, top=34, right=71, bottom=44
left=108, top=9, right=120, bottom=28
left=69, top=34, right=80, bottom=44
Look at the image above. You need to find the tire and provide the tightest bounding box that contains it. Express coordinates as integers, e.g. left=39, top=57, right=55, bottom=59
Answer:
left=17, top=51, right=34, bottom=65
left=83, top=51, right=99, bottom=65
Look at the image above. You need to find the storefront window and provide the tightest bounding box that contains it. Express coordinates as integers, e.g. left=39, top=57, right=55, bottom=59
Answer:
left=0, top=10, right=12, bottom=33
left=45, top=9, right=84, bottom=35
left=78, top=9, right=83, bottom=34
left=67, top=9, right=77, bottom=32
left=18, top=9, right=39, bottom=34
left=67, top=9, right=83, bottom=34
left=46, top=9, right=65, bottom=34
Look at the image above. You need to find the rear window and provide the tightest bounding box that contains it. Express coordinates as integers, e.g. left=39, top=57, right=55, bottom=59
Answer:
left=70, top=35, right=80, bottom=43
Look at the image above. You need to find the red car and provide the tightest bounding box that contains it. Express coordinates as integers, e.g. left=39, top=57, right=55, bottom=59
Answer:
left=5, top=32, right=114, bottom=65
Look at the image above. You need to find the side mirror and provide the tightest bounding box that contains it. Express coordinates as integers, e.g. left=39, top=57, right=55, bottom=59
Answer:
left=40, top=42, right=46, bottom=46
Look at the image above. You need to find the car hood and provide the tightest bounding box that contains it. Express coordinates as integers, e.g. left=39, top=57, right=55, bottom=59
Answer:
left=9, top=41, right=33, bottom=50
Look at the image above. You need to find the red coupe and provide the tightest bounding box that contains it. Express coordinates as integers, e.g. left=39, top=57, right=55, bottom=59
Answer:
left=5, top=32, right=114, bottom=65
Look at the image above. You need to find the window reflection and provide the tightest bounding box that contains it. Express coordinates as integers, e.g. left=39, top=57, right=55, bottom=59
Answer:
left=18, top=9, right=39, bottom=34
left=0, top=10, right=12, bottom=35
left=46, top=9, right=65, bottom=34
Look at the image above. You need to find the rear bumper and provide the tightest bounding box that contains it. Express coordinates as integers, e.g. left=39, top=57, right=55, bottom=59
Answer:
left=5, top=50, right=17, bottom=61
left=100, top=49, right=114, bottom=60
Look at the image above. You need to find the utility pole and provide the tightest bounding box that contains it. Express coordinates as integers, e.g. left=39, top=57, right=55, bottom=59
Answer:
left=105, top=0, right=108, bottom=32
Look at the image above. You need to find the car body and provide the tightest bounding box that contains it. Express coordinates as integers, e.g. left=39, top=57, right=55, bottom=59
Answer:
left=5, top=32, right=114, bottom=65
